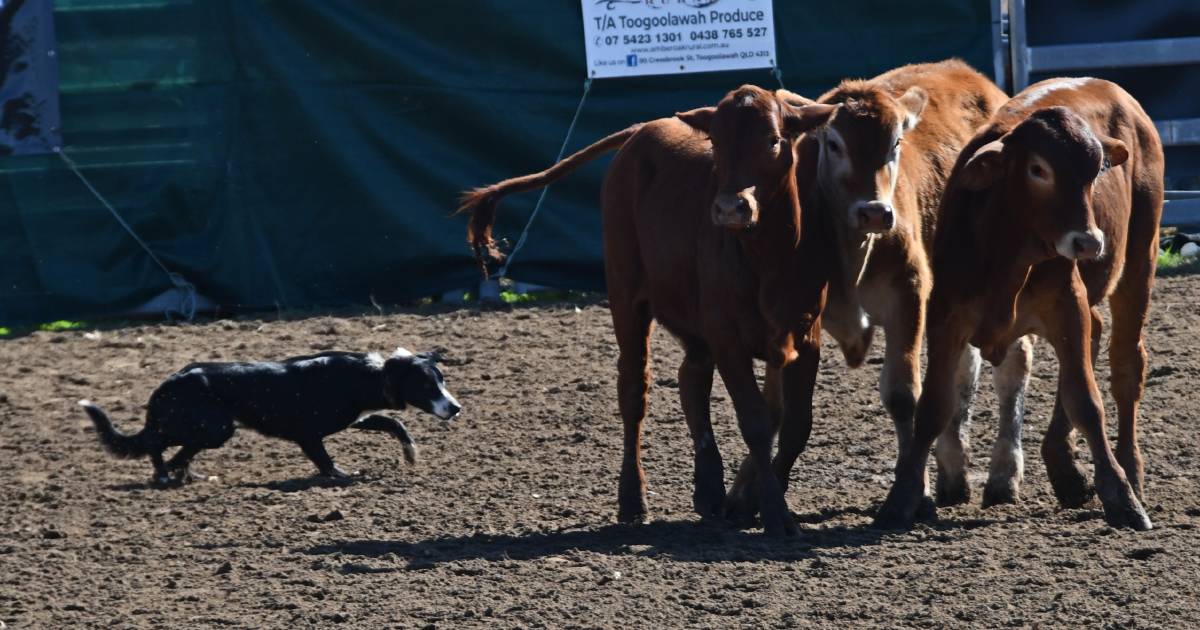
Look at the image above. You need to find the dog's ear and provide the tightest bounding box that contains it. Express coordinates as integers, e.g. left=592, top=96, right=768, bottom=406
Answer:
left=381, top=358, right=409, bottom=409
left=416, top=350, right=442, bottom=364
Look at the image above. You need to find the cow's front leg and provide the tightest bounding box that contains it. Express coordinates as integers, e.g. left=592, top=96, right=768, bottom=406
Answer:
left=875, top=329, right=966, bottom=529
left=717, top=354, right=797, bottom=537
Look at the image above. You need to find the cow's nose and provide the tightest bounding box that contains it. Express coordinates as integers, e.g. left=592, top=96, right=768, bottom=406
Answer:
left=1071, top=232, right=1103, bottom=260
left=855, top=201, right=895, bottom=233
left=712, top=192, right=756, bottom=227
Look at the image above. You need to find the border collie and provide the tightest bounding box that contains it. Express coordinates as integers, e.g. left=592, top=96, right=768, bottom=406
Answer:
left=80, top=348, right=461, bottom=485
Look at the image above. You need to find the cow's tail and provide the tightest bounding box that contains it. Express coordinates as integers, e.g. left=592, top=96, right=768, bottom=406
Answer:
left=79, top=400, right=151, bottom=458
left=456, top=123, right=644, bottom=277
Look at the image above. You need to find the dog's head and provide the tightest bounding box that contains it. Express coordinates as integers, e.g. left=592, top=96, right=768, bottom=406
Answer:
left=381, top=347, right=461, bottom=421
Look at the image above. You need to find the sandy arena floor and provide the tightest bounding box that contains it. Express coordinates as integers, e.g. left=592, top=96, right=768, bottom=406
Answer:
left=2, top=275, right=1198, bottom=628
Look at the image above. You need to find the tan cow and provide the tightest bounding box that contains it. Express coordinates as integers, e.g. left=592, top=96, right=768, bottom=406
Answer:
left=795, top=60, right=1022, bottom=507
left=875, top=77, right=1162, bottom=530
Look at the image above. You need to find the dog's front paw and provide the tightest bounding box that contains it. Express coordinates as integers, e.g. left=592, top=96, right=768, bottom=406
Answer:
left=321, top=466, right=356, bottom=479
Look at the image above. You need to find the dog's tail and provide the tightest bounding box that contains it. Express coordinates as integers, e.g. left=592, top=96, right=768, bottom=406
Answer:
left=79, top=400, right=151, bottom=458
left=455, top=122, right=644, bottom=278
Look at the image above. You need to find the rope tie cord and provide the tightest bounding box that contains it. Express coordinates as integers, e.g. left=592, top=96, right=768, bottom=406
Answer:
left=497, top=77, right=593, bottom=280
left=771, top=64, right=786, bottom=90
left=55, top=147, right=198, bottom=321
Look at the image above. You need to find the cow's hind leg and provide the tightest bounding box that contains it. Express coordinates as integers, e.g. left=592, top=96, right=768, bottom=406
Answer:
left=612, top=300, right=653, bottom=524
left=1108, top=241, right=1155, bottom=500
left=983, top=336, right=1033, bottom=507
left=935, top=345, right=980, bottom=506
left=1046, top=283, right=1149, bottom=530
left=677, top=341, right=724, bottom=520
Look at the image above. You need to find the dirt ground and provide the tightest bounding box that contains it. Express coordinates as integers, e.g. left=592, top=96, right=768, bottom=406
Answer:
left=2, top=274, right=1198, bottom=629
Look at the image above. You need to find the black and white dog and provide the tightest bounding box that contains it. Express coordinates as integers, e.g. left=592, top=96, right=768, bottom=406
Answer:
left=80, top=347, right=461, bottom=485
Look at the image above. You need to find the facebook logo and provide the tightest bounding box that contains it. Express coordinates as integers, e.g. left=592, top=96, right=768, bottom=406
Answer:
left=626, top=54, right=638, bottom=67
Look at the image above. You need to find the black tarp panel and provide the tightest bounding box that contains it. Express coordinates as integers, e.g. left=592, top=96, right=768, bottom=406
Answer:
left=0, top=0, right=992, bottom=324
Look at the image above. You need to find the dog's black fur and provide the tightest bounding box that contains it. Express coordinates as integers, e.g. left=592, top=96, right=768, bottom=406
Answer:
left=81, top=348, right=460, bottom=485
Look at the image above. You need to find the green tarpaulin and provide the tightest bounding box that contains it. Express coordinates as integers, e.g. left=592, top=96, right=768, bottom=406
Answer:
left=0, top=0, right=992, bottom=324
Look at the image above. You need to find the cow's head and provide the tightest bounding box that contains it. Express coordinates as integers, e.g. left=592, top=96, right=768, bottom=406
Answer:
left=956, top=106, right=1127, bottom=261
left=676, top=85, right=837, bottom=229
left=815, top=83, right=928, bottom=235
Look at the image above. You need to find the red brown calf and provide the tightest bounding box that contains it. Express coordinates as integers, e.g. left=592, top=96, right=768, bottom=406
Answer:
left=459, top=87, right=837, bottom=535
left=875, top=77, right=1162, bottom=530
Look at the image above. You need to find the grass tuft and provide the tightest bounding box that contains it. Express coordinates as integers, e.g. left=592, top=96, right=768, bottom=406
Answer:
left=38, top=320, right=86, bottom=332
left=1157, top=250, right=1200, bottom=277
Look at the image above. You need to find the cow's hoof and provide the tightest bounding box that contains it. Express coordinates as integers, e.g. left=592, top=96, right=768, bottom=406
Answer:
left=1096, top=476, right=1152, bottom=531
left=693, top=485, right=726, bottom=521
left=722, top=484, right=760, bottom=527
left=617, top=497, right=649, bottom=525
left=874, top=481, right=932, bottom=529
left=981, top=480, right=1021, bottom=508
left=1047, top=464, right=1094, bottom=509
left=759, top=505, right=799, bottom=538
left=935, top=469, right=971, bottom=507
left=1101, top=501, right=1153, bottom=531
left=916, top=494, right=937, bottom=521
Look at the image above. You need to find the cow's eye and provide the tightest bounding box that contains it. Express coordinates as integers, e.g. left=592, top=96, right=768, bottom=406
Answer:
left=827, top=139, right=841, bottom=154
left=1029, top=163, right=1048, bottom=179
left=769, top=137, right=782, bottom=151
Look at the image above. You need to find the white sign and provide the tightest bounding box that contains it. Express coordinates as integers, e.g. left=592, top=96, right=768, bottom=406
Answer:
left=581, top=0, right=776, bottom=79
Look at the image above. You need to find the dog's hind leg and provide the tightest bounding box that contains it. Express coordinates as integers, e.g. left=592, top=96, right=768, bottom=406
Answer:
left=150, top=451, right=171, bottom=487
left=299, top=438, right=352, bottom=478
left=166, top=445, right=210, bottom=483
left=350, top=414, right=417, bottom=464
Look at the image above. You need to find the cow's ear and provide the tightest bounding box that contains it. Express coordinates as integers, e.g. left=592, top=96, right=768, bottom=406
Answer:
left=783, top=103, right=838, bottom=138
left=1099, top=135, right=1129, bottom=168
left=676, top=107, right=716, bottom=133
left=774, top=89, right=816, bottom=108
left=898, top=86, right=927, bottom=131
left=959, top=139, right=1007, bottom=191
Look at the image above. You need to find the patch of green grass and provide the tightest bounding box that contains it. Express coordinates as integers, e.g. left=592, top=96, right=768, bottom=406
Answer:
left=499, top=289, right=594, bottom=304
left=1157, top=250, right=1200, bottom=277
left=499, top=290, right=540, bottom=304
left=38, top=320, right=85, bottom=332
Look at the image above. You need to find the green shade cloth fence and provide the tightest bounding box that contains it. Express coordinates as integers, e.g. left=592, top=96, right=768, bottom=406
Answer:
left=0, top=0, right=991, bottom=324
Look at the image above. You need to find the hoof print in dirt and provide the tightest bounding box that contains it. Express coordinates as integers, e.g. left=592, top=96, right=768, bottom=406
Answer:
left=308, top=509, right=346, bottom=523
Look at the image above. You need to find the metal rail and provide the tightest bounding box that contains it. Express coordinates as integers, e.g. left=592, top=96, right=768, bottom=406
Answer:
left=994, top=0, right=1200, bottom=225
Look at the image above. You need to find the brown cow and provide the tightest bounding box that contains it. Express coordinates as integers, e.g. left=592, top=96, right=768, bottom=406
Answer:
left=459, top=87, right=838, bottom=536
left=875, top=77, right=1162, bottom=530
left=771, top=60, right=1020, bottom=508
